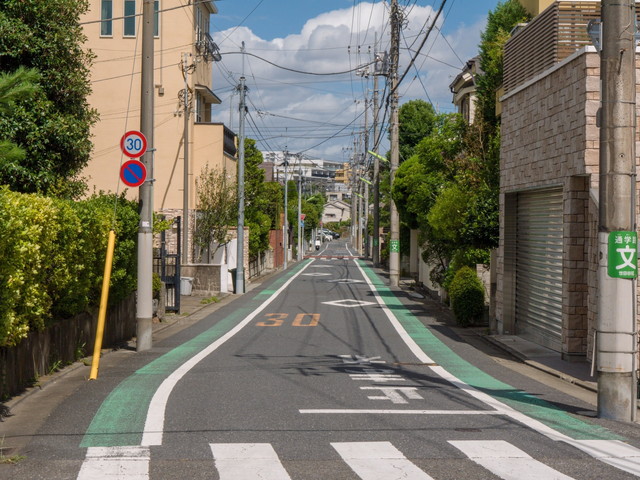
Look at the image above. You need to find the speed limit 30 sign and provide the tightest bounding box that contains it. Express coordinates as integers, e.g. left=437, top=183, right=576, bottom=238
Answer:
left=120, top=130, right=148, bottom=158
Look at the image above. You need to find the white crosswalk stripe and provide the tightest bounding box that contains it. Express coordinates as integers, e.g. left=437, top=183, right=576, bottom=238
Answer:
left=449, top=440, right=575, bottom=480
left=331, top=442, right=435, bottom=480
left=77, top=446, right=150, bottom=480
left=77, top=440, right=635, bottom=479
left=210, top=443, right=292, bottom=480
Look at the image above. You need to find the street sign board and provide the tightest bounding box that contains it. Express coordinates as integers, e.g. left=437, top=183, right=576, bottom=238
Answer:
left=608, top=231, right=638, bottom=278
left=120, top=159, right=147, bottom=187
left=120, top=130, right=148, bottom=158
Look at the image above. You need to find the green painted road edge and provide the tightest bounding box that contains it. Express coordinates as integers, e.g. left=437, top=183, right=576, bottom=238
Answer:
left=80, top=260, right=311, bottom=448
left=357, top=260, right=622, bottom=442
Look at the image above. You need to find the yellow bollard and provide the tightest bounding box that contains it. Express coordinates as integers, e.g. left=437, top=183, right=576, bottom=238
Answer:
left=89, top=230, right=116, bottom=380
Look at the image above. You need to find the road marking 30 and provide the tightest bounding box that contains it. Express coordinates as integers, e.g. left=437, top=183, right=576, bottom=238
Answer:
left=257, top=313, right=320, bottom=327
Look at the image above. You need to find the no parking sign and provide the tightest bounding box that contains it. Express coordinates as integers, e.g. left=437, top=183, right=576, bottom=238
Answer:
left=120, top=160, right=147, bottom=187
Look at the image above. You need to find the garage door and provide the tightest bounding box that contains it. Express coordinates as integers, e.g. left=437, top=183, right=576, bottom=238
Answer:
left=516, top=189, right=563, bottom=351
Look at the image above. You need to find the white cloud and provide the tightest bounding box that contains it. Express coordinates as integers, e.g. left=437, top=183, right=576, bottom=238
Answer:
left=211, top=2, right=486, bottom=160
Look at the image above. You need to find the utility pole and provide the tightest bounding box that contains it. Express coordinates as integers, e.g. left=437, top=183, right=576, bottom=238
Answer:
left=283, top=151, right=289, bottom=270
left=236, top=70, right=247, bottom=294
left=137, top=0, right=155, bottom=351
left=182, top=52, right=191, bottom=266
left=372, top=51, right=381, bottom=267
left=596, top=0, right=637, bottom=421
left=388, top=0, right=401, bottom=287
left=351, top=137, right=358, bottom=249
left=363, top=96, right=370, bottom=258
left=297, top=154, right=303, bottom=261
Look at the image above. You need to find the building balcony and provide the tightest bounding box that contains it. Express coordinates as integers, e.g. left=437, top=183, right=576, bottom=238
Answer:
left=503, top=1, right=640, bottom=94
left=196, top=31, right=222, bottom=62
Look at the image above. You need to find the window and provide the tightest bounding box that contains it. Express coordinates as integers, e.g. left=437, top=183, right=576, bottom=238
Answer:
left=154, top=0, right=159, bottom=37
left=124, top=0, right=136, bottom=37
left=101, top=0, right=113, bottom=36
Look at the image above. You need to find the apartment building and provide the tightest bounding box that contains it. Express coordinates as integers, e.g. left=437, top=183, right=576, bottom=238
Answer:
left=81, top=1, right=236, bottom=243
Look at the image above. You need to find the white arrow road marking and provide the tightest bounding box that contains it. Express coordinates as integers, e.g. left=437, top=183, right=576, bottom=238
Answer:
left=449, top=440, right=575, bottom=480
left=332, top=442, right=434, bottom=480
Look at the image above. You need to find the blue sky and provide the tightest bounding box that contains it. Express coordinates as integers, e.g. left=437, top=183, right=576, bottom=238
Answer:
left=210, top=0, right=501, bottom=161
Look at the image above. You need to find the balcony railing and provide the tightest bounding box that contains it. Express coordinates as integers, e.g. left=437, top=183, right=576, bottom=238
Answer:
left=196, top=31, right=222, bottom=62
left=503, top=1, right=640, bottom=93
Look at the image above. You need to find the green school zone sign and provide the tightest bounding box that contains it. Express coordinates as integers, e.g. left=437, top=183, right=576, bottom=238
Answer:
left=608, top=231, right=638, bottom=279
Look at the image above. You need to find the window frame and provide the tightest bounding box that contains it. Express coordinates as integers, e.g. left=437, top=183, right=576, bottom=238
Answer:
left=123, top=0, right=136, bottom=37
left=100, top=0, right=113, bottom=37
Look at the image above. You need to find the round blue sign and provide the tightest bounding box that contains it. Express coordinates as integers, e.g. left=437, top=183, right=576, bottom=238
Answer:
left=120, top=160, right=147, bottom=187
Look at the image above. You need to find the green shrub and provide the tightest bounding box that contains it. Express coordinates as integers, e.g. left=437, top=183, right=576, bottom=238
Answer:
left=0, top=188, right=139, bottom=347
left=448, top=266, right=485, bottom=327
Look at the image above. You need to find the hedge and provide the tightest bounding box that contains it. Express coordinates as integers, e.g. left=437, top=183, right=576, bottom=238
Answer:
left=0, top=187, right=138, bottom=347
left=448, top=266, right=485, bottom=327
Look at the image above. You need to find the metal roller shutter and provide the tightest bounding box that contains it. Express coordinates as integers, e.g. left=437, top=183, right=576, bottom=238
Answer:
left=516, top=189, right=563, bottom=351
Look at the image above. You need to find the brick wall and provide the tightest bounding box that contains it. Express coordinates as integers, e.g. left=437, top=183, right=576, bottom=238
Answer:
left=498, top=49, right=599, bottom=358
left=498, top=47, right=640, bottom=360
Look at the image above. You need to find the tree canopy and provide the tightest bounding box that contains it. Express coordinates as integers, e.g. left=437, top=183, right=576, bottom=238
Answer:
left=390, top=0, right=528, bottom=286
left=0, top=0, right=97, bottom=197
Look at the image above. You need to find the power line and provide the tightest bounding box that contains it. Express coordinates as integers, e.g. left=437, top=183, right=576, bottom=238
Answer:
left=390, top=0, right=448, bottom=97
left=221, top=51, right=376, bottom=76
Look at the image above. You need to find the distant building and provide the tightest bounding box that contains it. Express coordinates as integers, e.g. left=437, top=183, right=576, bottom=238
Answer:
left=322, top=200, right=351, bottom=225
left=449, top=57, right=481, bottom=124
left=260, top=151, right=346, bottom=194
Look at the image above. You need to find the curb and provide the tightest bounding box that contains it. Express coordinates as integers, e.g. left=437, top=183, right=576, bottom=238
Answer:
left=479, top=333, right=598, bottom=393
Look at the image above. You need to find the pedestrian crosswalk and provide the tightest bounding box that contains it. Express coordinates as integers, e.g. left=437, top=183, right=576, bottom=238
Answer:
left=77, top=439, right=640, bottom=479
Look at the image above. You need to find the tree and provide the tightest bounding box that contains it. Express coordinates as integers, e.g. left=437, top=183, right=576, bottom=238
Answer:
left=475, top=0, right=530, bottom=129
left=243, top=139, right=271, bottom=257
left=398, top=99, right=437, bottom=162
left=0, top=0, right=97, bottom=197
left=0, top=67, right=39, bottom=173
left=193, top=166, right=237, bottom=263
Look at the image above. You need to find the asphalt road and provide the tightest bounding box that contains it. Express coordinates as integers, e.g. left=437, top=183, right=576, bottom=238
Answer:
left=4, top=239, right=640, bottom=479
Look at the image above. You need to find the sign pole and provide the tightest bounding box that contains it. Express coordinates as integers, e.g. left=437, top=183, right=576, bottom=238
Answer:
left=137, top=0, right=155, bottom=352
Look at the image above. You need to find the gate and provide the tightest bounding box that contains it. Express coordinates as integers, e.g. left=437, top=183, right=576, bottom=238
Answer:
left=154, top=216, right=181, bottom=312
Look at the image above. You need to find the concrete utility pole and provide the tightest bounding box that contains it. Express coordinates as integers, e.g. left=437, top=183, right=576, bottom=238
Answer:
left=235, top=72, right=247, bottom=294
left=363, top=96, right=370, bottom=259
left=372, top=62, right=381, bottom=267
left=596, top=0, right=637, bottom=421
left=388, top=0, right=401, bottom=287
left=283, top=151, right=289, bottom=270
left=297, top=154, right=303, bottom=261
left=137, top=0, right=155, bottom=351
left=351, top=138, right=358, bottom=247
left=182, top=52, right=191, bottom=266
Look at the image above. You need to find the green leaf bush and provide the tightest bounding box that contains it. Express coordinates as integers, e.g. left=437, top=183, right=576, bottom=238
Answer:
left=0, top=187, right=138, bottom=347
left=448, top=266, right=485, bottom=327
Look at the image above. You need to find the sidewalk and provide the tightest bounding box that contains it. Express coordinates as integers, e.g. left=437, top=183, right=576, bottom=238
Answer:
left=480, top=333, right=597, bottom=392
left=396, top=278, right=598, bottom=394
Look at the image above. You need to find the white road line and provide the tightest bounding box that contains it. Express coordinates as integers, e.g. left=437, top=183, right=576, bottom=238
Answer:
left=210, top=443, right=292, bottom=480
left=352, top=260, right=640, bottom=475
left=332, top=442, right=434, bottom=480
left=449, top=440, right=575, bottom=480
left=572, top=440, right=640, bottom=477
left=300, top=409, right=504, bottom=415
left=77, top=446, right=149, bottom=480
left=140, top=261, right=315, bottom=446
